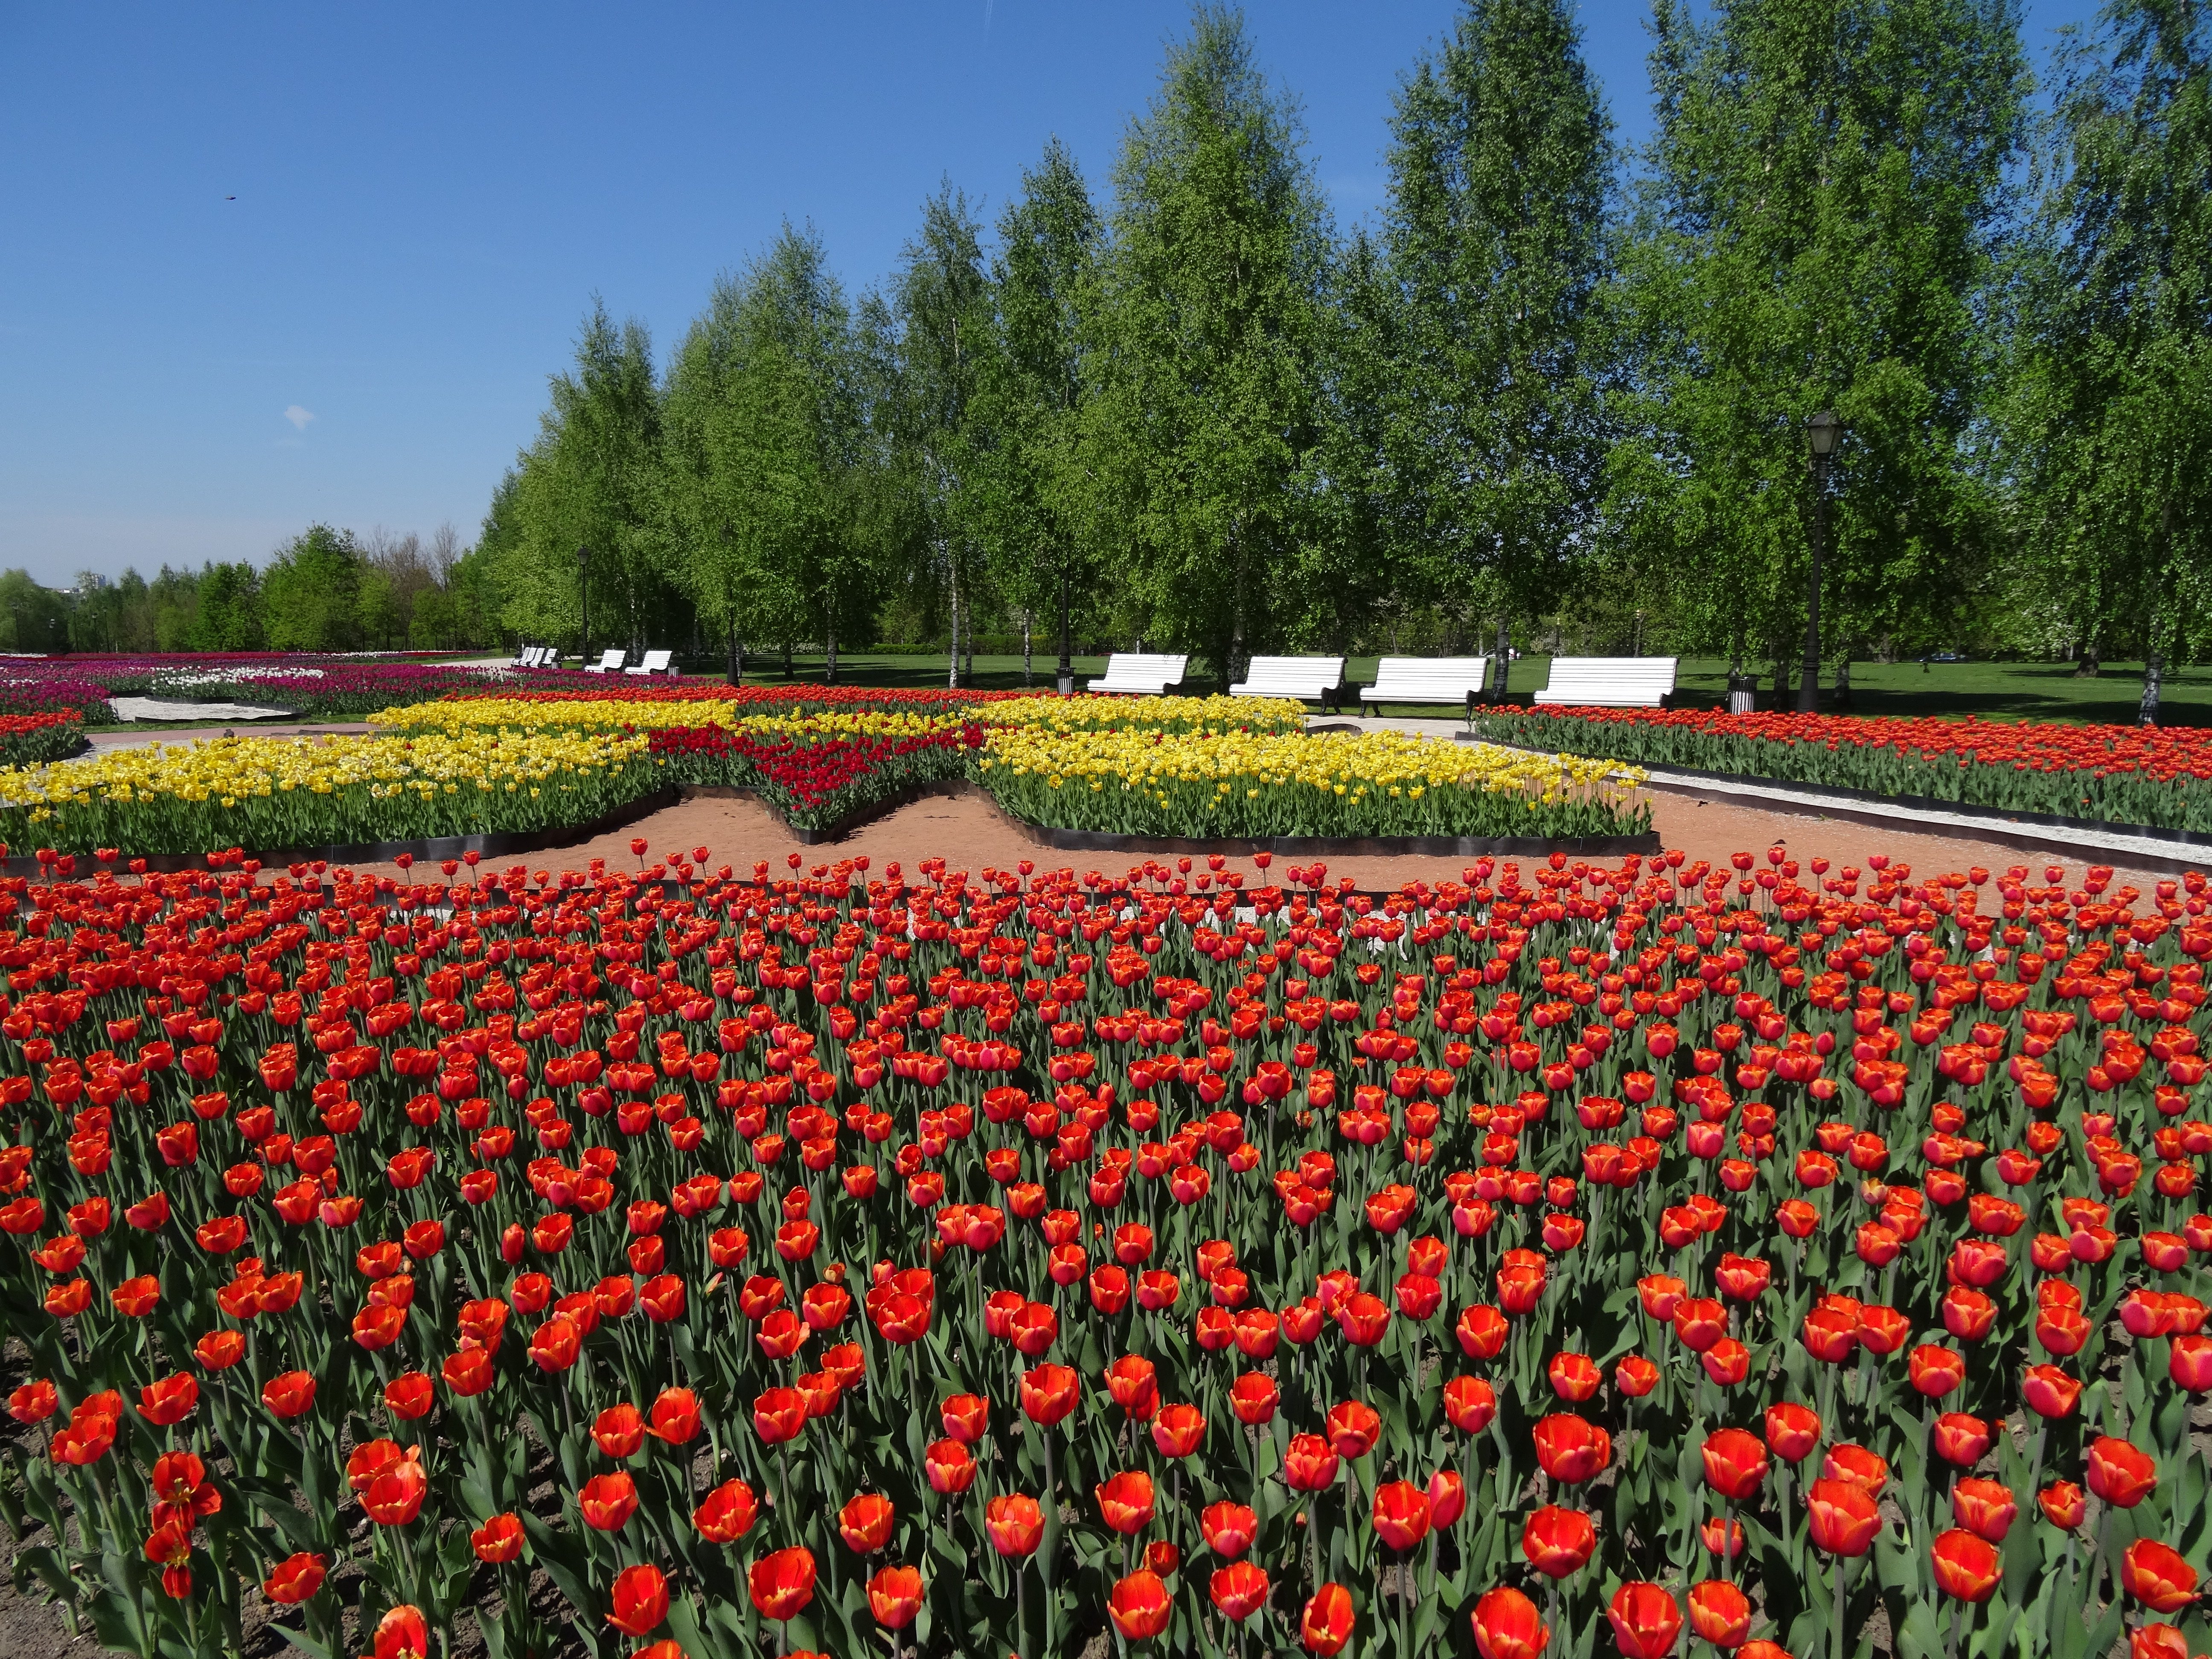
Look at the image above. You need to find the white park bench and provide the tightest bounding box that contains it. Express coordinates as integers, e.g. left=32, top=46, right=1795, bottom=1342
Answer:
left=1358, top=656, right=1493, bottom=720
left=1533, top=657, right=1678, bottom=707
left=582, top=649, right=628, bottom=675
left=1085, top=653, right=1188, bottom=696
left=1231, top=655, right=1345, bottom=709
left=522, top=646, right=558, bottom=668
left=624, top=649, right=678, bottom=678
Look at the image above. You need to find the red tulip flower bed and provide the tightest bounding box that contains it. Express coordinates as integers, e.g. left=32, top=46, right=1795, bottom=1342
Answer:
left=646, top=723, right=985, bottom=830
left=1470, top=707, right=2212, bottom=835
left=0, top=710, right=88, bottom=768
left=4, top=843, right=2212, bottom=1659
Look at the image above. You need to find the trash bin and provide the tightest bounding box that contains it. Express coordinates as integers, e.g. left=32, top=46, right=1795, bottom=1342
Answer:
left=1727, top=690, right=1756, bottom=715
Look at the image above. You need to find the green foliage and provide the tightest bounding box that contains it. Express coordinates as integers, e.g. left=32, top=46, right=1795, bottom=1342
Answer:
left=261, top=524, right=365, bottom=652
left=0, top=571, right=71, bottom=653
left=1084, top=5, right=1340, bottom=686
left=1609, top=0, right=2027, bottom=678
left=969, top=140, right=1104, bottom=680
left=663, top=225, right=878, bottom=672
left=1379, top=0, right=1614, bottom=667
left=2004, top=0, right=2212, bottom=716
left=495, top=301, right=679, bottom=652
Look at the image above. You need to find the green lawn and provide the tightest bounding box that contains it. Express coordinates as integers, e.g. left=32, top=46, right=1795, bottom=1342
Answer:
left=733, top=651, right=2199, bottom=725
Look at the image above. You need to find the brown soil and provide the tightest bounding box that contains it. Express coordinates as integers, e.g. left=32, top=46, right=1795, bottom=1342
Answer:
left=322, top=785, right=2195, bottom=893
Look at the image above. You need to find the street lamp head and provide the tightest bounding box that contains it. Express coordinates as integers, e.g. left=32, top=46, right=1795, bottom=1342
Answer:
left=577, top=544, right=590, bottom=569
left=1807, top=410, right=1842, bottom=458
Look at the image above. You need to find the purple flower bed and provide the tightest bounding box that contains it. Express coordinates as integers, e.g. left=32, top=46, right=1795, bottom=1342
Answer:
left=0, top=655, right=622, bottom=722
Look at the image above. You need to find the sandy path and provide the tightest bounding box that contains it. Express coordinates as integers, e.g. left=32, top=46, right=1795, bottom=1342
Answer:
left=326, top=785, right=2195, bottom=894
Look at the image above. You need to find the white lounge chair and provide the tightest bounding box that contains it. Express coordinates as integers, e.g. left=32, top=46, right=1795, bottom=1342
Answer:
left=624, top=649, right=677, bottom=678
left=524, top=646, right=555, bottom=668
left=1231, top=655, right=1345, bottom=709
left=1085, top=653, right=1188, bottom=696
left=1358, top=656, right=1492, bottom=720
left=582, top=649, right=628, bottom=675
left=507, top=645, right=533, bottom=668
left=1532, top=657, right=1678, bottom=708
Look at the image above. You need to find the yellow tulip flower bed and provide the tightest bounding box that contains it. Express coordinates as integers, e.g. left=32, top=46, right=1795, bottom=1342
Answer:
left=976, top=725, right=1649, bottom=840
left=370, top=690, right=1308, bottom=739
left=0, top=690, right=1644, bottom=856
left=0, top=728, right=657, bottom=855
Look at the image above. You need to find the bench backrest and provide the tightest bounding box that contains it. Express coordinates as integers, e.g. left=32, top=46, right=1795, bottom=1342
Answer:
left=525, top=646, right=551, bottom=667
left=587, top=648, right=626, bottom=672
left=632, top=649, right=673, bottom=672
left=1096, top=653, right=1188, bottom=684
left=1237, top=655, right=1344, bottom=694
left=1368, top=656, right=1490, bottom=695
left=1544, top=657, right=1677, bottom=694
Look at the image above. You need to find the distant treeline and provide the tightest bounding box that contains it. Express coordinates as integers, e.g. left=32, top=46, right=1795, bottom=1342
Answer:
left=8, top=525, right=505, bottom=655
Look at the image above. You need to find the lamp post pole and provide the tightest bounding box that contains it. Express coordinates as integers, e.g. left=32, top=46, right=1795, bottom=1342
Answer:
left=1798, top=413, right=1841, bottom=714
left=1057, top=570, right=1074, bottom=696
left=577, top=545, right=590, bottom=667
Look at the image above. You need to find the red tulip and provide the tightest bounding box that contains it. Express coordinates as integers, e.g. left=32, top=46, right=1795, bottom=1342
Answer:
left=1807, top=1479, right=1881, bottom=1556
left=924, top=1437, right=977, bottom=1495
left=2123, top=1540, right=2200, bottom=1613
left=1930, top=1529, right=2001, bottom=1603
left=1285, top=1433, right=1340, bottom=1492
left=1445, top=1374, right=1498, bottom=1432
left=1097, top=1470, right=1156, bottom=1535
left=1607, top=1582, right=1681, bottom=1659
left=1428, top=1468, right=1467, bottom=1528
left=1021, top=1362, right=1080, bottom=1427
left=1700, top=1428, right=1767, bottom=1501
left=1373, top=1479, right=1431, bottom=1551
left=607, top=1563, right=669, bottom=1636
left=1686, top=1580, right=1751, bottom=1648
left=578, top=1472, right=637, bottom=1531
left=2039, top=1481, right=2086, bottom=1530
left=696, top=1480, right=759, bottom=1544
left=1209, top=1560, right=1271, bottom=1621
left=1473, top=1587, right=1548, bottom=1659
left=262, top=1552, right=327, bottom=1605
left=472, top=1514, right=524, bottom=1563
left=1325, top=1399, right=1381, bottom=1458
left=1107, top=1569, right=1173, bottom=1641
left=839, top=1492, right=894, bottom=1554
left=1763, top=1401, right=1820, bottom=1462
left=2088, top=1437, right=2158, bottom=1508
left=1152, top=1403, right=1207, bottom=1458
left=1301, top=1582, right=1356, bottom=1656
left=1202, top=1501, right=1258, bottom=1558
left=1533, top=1413, right=1611, bottom=1484
left=1523, top=1504, right=1597, bottom=1578
left=1951, top=1478, right=2017, bottom=1543
left=748, top=1547, right=816, bottom=1621
left=867, top=1564, right=923, bottom=1629
left=984, top=1493, right=1044, bottom=1557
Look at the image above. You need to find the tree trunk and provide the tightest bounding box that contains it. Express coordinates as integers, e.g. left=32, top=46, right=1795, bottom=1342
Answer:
left=782, top=638, right=793, bottom=680
left=825, top=610, right=838, bottom=685
left=1833, top=656, right=1852, bottom=708
left=1492, top=615, right=1511, bottom=700
left=947, top=554, right=961, bottom=690
left=2141, top=651, right=2163, bottom=726
left=1022, top=609, right=1033, bottom=688
left=727, top=617, right=742, bottom=688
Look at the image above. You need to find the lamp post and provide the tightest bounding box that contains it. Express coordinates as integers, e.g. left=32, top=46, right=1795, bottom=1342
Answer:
left=1798, top=412, right=1842, bottom=713
left=1057, top=570, right=1074, bottom=696
left=576, top=545, right=590, bottom=667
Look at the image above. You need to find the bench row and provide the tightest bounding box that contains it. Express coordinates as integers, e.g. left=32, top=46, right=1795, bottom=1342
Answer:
left=509, top=646, right=681, bottom=678
left=1089, top=654, right=1676, bottom=710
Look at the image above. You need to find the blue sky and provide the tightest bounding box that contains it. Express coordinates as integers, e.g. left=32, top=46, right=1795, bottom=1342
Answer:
left=0, top=0, right=2097, bottom=586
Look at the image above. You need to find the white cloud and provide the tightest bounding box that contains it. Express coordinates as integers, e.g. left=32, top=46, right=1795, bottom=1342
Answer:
left=283, top=405, right=315, bottom=431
